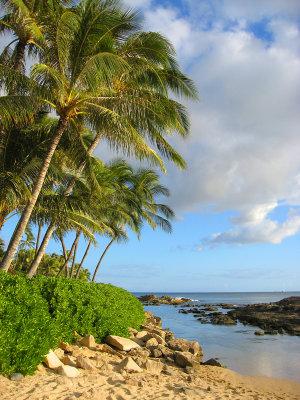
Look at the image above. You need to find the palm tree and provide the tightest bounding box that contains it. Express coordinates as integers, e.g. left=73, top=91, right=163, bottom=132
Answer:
left=91, top=165, right=174, bottom=282
left=0, top=0, right=197, bottom=272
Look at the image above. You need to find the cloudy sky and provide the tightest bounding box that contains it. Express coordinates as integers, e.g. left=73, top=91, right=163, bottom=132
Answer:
left=2, top=0, right=300, bottom=292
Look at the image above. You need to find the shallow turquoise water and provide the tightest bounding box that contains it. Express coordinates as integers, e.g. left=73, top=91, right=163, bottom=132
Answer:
left=133, top=292, right=300, bottom=383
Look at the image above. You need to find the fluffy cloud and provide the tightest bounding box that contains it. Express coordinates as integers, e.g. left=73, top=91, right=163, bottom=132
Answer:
left=98, top=1, right=300, bottom=246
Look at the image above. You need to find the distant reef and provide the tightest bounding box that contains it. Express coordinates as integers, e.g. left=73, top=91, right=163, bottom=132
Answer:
left=138, top=294, right=192, bottom=305
left=228, top=296, right=300, bottom=336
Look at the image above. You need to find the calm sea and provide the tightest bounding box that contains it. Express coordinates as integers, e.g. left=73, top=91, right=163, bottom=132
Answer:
left=133, top=292, right=300, bottom=383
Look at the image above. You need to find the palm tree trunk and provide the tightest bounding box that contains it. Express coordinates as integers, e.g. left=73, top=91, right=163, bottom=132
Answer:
left=56, top=230, right=81, bottom=277
left=92, top=237, right=115, bottom=282
left=60, top=235, right=69, bottom=277
left=35, top=221, right=43, bottom=255
left=70, top=232, right=80, bottom=278
left=0, top=211, right=6, bottom=232
left=75, top=235, right=93, bottom=280
left=27, top=220, right=56, bottom=278
left=13, top=40, right=27, bottom=73
left=0, top=117, right=69, bottom=273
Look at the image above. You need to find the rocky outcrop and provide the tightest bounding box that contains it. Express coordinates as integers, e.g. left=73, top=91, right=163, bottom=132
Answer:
left=138, top=294, right=192, bottom=305
left=38, top=311, right=215, bottom=381
left=228, top=296, right=300, bottom=335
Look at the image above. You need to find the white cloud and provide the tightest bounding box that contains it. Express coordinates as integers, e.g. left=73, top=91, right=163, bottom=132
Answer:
left=96, top=1, right=300, bottom=247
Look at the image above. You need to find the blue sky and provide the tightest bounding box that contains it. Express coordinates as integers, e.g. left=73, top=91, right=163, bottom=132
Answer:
left=1, top=0, right=300, bottom=292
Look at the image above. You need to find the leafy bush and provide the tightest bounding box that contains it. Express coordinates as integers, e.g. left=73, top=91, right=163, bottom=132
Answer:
left=0, top=273, right=145, bottom=376
left=0, top=272, right=59, bottom=376
left=34, top=276, right=145, bottom=343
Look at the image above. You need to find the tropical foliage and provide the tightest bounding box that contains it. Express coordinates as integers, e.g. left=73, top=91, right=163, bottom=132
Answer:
left=0, top=272, right=145, bottom=375
left=0, top=0, right=197, bottom=278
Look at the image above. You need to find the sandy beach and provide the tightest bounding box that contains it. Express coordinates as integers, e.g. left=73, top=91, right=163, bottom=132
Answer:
left=1, top=348, right=299, bottom=400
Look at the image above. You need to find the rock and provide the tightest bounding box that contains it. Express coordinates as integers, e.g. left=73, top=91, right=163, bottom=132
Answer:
left=145, top=310, right=155, bottom=319
left=128, top=327, right=138, bottom=337
left=168, top=338, right=202, bottom=356
left=57, top=365, right=80, bottom=377
left=143, top=359, right=163, bottom=375
left=202, top=358, right=223, bottom=367
left=76, top=356, right=95, bottom=370
left=9, top=373, right=23, bottom=381
left=117, top=357, right=143, bottom=373
left=151, top=348, right=163, bottom=358
left=125, top=377, right=143, bottom=387
left=143, top=332, right=165, bottom=345
left=105, top=335, right=140, bottom=351
left=44, top=350, right=63, bottom=369
left=71, top=348, right=96, bottom=359
left=129, top=337, right=145, bottom=346
left=227, top=297, right=300, bottom=336
left=174, top=351, right=199, bottom=368
left=254, top=331, right=264, bottom=336
left=36, top=364, right=46, bottom=373
left=59, top=342, right=72, bottom=352
left=135, top=330, right=150, bottom=340
left=62, top=355, right=77, bottom=367
left=264, top=330, right=278, bottom=335
left=80, top=334, right=96, bottom=349
left=54, top=348, right=65, bottom=359
left=145, top=338, right=159, bottom=348
left=96, top=343, right=124, bottom=358
left=127, top=347, right=151, bottom=358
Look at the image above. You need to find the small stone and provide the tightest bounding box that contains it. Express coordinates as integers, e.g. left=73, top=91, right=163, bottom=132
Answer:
left=36, top=364, right=46, bottom=373
left=59, top=342, right=72, bottom=352
left=254, top=331, right=264, bottom=336
left=44, top=350, right=63, bottom=369
left=106, top=335, right=140, bottom=351
left=57, top=365, right=80, bottom=378
left=117, top=357, right=143, bottom=373
left=80, top=334, right=96, bottom=349
left=62, top=355, right=77, bottom=367
left=76, top=356, right=95, bottom=370
left=9, top=373, right=23, bottom=381
left=151, top=348, right=163, bottom=358
left=128, top=327, right=138, bottom=337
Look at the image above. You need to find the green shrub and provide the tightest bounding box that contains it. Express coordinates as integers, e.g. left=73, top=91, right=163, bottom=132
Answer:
left=0, top=272, right=59, bottom=376
left=34, top=276, right=145, bottom=343
left=0, top=273, right=145, bottom=376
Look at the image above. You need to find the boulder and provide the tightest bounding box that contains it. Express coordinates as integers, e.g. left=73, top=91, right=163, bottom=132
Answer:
left=254, top=331, right=264, bottom=336
left=202, top=358, right=223, bottom=367
left=96, top=343, right=124, bottom=358
left=57, top=365, right=80, bottom=378
left=145, top=338, right=159, bottom=348
left=174, top=351, right=199, bottom=368
left=105, top=335, right=140, bottom=351
left=80, top=334, right=96, bottom=349
left=128, top=347, right=151, bottom=358
left=128, top=327, right=138, bottom=337
left=44, top=350, right=63, bottom=369
left=135, top=330, right=149, bottom=340
left=167, top=338, right=202, bottom=356
left=117, top=357, right=143, bottom=373
left=76, top=356, right=95, bottom=370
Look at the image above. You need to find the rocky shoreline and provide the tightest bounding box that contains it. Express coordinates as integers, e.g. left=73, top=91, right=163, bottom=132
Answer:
left=3, top=309, right=300, bottom=400
left=139, top=295, right=300, bottom=336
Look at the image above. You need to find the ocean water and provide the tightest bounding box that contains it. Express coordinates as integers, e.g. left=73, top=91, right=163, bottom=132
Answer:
left=133, top=292, right=300, bottom=383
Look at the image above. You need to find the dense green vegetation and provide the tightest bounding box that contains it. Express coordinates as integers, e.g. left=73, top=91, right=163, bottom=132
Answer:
left=0, top=272, right=145, bottom=376
left=0, top=0, right=196, bottom=378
